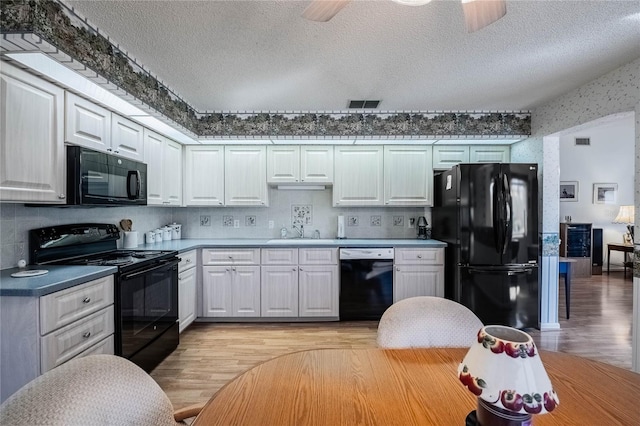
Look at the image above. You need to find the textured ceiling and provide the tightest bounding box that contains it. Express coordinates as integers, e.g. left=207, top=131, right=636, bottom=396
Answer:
left=63, top=0, right=640, bottom=113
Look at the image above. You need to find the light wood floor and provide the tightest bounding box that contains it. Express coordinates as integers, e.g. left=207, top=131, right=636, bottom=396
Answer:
left=151, top=271, right=634, bottom=409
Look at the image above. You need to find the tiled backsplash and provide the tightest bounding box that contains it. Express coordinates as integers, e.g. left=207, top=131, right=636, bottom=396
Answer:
left=0, top=188, right=428, bottom=269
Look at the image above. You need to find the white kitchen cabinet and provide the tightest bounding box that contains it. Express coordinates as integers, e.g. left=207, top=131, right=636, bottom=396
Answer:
left=298, top=248, right=339, bottom=317
left=267, top=146, right=299, bottom=183
left=432, top=146, right=470, bottom=170
left=184, top=145, right=225, bottom=206
left=267, top=145, right=333, bottom=184
left=144, top=128, right=182, bottom=206
left=469, top=145, right=510, bottom=163
left=64, top=92, right=111, bottom=152
left=300, top=146, right=334, bottom=183
left=178, top=250, right=197, bottom=333
left=333, top=146, right=384, bottom=206
left=202, top=249, right=261, bottom=317
left=163, top=139, right=183, bottom=205
left=65, top=94, right=144, bottom=162
left=384, top=145, right=433, bottom=206
left=110, top=114, right=144, bottom=162
left=393, top=248, right=444, bottom=302
left=1, top=275, right=115, bottom=402
left=261, top=249, right=298, bottom=317
left=0, top=62, right=66, bottom=203
left=203, top=266, right=262, bottom=317
left=225, top=146, right=268, bottom=206
left=261, top=266, right=299, bottom=317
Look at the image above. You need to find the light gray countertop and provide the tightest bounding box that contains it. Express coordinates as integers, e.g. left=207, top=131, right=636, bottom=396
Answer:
left=137, top=238, right=447, bottom=252
left=0, top=265, right=118, bottom=297
left=0, top=238, right=446, bottom=296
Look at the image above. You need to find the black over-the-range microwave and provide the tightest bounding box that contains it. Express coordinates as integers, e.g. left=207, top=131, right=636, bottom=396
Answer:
left=66, top=146, right=147, bottom=206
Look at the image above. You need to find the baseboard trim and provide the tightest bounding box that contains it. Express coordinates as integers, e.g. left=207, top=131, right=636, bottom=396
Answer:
left=539, top=322, right=561, bottom=331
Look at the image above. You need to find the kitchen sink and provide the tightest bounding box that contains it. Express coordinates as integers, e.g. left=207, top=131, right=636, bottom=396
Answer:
left=266, top=239, right=335, bottom=245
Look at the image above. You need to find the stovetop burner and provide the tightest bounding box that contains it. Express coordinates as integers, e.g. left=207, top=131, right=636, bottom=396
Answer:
left=65, top=250, right=176, bottom=268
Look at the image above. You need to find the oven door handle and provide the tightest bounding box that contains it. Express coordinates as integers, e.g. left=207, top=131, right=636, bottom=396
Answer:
left=121, top=259, right=178, bottom=280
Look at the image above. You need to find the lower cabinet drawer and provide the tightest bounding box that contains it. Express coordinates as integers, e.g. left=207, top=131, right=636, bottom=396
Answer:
left=74, top=335, right=114, bottom=359
left=39, top=275, right=114, bottom=335
left=40, top=306, right=115, bottom=373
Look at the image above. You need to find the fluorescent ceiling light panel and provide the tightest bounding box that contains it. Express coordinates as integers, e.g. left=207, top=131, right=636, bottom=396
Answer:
left=6, top=52, right=199, bottom=145
left=130, top=115, right=199, bottom=145
left=6, top=52, right=146, bottom=116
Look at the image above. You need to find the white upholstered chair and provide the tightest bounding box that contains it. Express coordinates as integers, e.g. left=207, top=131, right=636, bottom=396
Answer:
left=377, top=296, right=483, bottom=348
left=0, top=354, right=203, bottom=425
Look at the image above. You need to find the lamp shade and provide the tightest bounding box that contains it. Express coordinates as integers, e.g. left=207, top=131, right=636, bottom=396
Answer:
left=458, top=325, right=559, bottom=415
left=613, top=205, right=635, bottom=224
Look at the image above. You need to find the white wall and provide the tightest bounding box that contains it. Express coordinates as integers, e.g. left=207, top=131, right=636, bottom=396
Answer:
left=559, top=113, right=635, bottom=267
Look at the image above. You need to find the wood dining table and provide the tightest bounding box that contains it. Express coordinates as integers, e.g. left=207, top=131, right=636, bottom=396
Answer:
left=193, top=348, right=640, bottom=425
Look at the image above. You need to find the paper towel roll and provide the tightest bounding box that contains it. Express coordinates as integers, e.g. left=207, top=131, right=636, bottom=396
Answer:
left=337, top=215, right=345, bottom=239
left=123, top=231, right=138, bottom=249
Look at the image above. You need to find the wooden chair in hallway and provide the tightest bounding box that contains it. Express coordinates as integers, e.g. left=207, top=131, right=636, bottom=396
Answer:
left=0, top=354, right=204, bottom=425
left=377, top=296, right=483, bottom=348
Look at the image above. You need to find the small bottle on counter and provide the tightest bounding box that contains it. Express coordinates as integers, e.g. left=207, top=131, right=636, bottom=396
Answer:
left=280, top=225, right=288, bottom=239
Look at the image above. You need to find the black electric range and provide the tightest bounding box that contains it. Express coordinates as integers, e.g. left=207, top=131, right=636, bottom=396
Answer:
left=29, top=223, right=180, bottom=372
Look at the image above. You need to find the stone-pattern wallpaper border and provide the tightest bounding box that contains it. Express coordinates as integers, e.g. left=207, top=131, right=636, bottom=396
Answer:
left=0, top=0, right=531, bottom=138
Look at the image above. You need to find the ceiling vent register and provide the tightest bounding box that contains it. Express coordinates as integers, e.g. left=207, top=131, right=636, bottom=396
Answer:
left=348, top=100, right=380, bottom=109
left=574, top=137, right=591, bottom=146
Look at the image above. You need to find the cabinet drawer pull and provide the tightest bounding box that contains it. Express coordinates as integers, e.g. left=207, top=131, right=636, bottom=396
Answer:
left=82, top=297, right=91, bottom=304
left=83, top=331, right=91, bottom=338
left=186, top=258, right=192, bottom=263
left=417, top=255, right=422, bottom=259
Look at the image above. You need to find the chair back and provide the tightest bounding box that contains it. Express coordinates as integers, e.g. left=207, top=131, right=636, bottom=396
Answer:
left=377, top=296, right=483, bottom=348
left=0, top=354, right=179, bottom=425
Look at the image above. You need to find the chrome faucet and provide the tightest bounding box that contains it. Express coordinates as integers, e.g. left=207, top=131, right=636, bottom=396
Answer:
left=292, top=224, right=304, bottom=238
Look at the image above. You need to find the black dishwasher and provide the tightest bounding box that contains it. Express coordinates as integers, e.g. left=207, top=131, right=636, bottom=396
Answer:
left=339, top=248, right=394, bottom=320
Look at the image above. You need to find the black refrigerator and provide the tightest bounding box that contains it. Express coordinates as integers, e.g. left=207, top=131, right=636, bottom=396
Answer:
left=433, top=163, right=539, bottom=329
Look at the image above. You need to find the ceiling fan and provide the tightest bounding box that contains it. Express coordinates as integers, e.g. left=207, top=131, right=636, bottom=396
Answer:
left=302, top=0, right=507, bottom=33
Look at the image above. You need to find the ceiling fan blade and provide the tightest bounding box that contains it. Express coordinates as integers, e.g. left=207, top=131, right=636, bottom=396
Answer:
left=302, top=0, right=351, bottom=22
left=462, top=0, right=507, bottom=33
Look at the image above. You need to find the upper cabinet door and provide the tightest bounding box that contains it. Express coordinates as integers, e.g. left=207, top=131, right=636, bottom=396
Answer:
left=384, top=145, right=433, bottom=206
left=144, top=129, right=164, bottom=205
left=111, top=114, right=144, bottom=161
left=300, top=146, right=333, bottom=183
left=1, top=63, right=66, bottom=203
left=225, top=146, right=268, bottom=206
left=432, top=145, right=470, bottom=170
left=64, top=92, right=111, bottom=152
left=163, top=139, right=182, bottom=205
left=333, top=146, right=383, bottom=206
left=184, top=145, right=225, bottom=206
left=469, top=145, right=510, bottom=163
left=267, top=146, right=300, bottom=183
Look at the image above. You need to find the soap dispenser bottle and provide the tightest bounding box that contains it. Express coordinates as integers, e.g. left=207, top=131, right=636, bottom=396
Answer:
left=280, top=224, right=287, bottom=239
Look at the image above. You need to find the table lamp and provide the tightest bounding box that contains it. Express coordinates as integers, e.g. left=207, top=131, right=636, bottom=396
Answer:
left=613, top=205, right=635, bottom=243
left=458, top=325, right=559, bottom=425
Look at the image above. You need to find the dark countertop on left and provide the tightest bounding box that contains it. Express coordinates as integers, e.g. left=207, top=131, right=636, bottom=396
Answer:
left=0, top=265, right=118, bottom=297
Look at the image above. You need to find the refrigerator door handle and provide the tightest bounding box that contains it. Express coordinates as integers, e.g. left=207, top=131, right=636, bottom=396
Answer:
left=502, top=173, right=512, bottom=254
left=492, top=175, right=503, bottom=254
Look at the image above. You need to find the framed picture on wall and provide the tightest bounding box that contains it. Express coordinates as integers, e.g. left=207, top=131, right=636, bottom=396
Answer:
left=560, top=181, right=578, bottom=201
left=593, top=183, right=617, bottom=204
